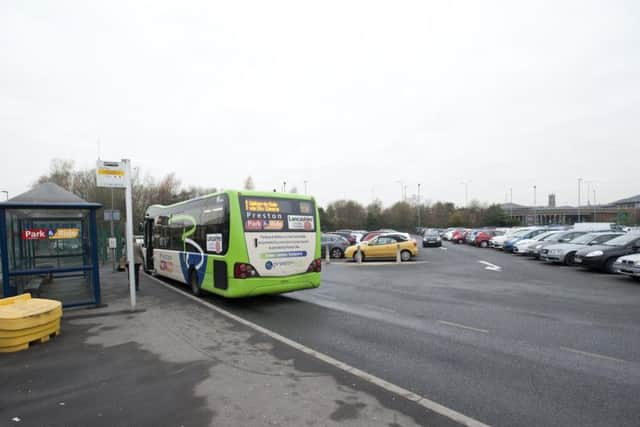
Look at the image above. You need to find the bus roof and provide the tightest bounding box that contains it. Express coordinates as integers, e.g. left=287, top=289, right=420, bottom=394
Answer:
left=145, top=190, right=316, bottom=216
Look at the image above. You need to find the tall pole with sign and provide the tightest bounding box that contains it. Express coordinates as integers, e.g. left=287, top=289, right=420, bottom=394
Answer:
left=96, top=159, right=136, bottom=309
left=123, top=159, right=136, bottom=310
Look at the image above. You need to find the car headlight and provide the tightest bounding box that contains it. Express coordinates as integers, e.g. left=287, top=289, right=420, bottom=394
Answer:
left=586, top=250, right=603, bottom=257
left=535, top=244, right=542, bottom=249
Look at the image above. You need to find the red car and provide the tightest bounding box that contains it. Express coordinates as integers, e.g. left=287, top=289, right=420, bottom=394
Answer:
left=451, top=229, right=466, bottom=244
left=474, top=230, right=502, bottom=248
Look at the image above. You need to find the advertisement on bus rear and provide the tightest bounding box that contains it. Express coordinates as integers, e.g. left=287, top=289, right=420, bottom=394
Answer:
left=240, top=196, right=317, bottom=276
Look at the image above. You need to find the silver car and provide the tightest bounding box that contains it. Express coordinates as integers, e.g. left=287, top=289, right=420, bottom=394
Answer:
left=540, top=232, right=623, bottom=265
left=529, top=230, right=587, bottom=258
left=321, top=233, right=350, bottom=259
left=614, top=253, right=640, bottom=280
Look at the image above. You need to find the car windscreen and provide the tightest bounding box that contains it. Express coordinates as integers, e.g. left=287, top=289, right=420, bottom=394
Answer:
left=240, top=196, right=316, bottom=232
left=603, top=234, right=640, bottom=247
left=569, top=233, right=597, bottom=244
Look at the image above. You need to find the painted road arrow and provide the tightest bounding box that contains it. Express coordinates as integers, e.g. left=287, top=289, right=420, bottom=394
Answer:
left=478, top=260, right=502, bottom=271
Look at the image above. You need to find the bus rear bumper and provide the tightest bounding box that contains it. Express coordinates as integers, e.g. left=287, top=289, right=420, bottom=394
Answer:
left=227, top=273, right=321, bottom=297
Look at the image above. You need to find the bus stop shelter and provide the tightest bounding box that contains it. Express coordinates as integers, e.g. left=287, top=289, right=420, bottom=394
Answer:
left=0, top=183, right=102, bottom=308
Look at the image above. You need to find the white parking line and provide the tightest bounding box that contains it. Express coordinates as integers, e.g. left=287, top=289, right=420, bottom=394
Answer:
left=440, top=247, right=448, bottom=251
left=438, top=320, right=489, bottom=334
left=146, top=273, right=490, bottom=427
left=560, top=347, right=627, bottom=363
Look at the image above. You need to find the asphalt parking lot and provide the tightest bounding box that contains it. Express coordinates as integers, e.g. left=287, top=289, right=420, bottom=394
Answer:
left=159, top=240, right=640, bottom=427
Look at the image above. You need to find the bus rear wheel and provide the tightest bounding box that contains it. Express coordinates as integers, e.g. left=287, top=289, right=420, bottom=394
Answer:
left=190, top=269, right=201, bottom=297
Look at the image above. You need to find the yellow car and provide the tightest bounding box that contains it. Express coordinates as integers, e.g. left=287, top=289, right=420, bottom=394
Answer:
left=344, top=234, right=418, bottom=262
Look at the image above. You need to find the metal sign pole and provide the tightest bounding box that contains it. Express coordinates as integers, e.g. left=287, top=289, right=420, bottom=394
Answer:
left=123, top=159, right=136, bottom=309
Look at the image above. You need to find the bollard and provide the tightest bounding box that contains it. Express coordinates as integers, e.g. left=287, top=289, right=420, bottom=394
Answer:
left=356, top=245, right=362, bottom=263
left=396, top=244, right=401, bottom=263
left=325, top=244, right=331, bottom=264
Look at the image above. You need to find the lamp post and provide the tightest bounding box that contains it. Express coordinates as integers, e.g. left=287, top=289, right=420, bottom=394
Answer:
left=460, top=181, right=471, bottom=207
left=577, top=178, right=582, bottom=222
left=533, top=185, right=537, bottom=225
left=282, top=181, right=287, bottom=192
left=304, top=180, right=308, bottom=195
left=593, top=189, right=597, bottom=221
left=0, top=190, right=7, bottom=201
left=417, top=183, right=421, bottom=228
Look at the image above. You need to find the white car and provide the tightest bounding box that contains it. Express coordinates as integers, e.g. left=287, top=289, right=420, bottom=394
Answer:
left=512, top=230, right=563, bottom=255
left=613, top=253, right=640, bottom=280
left=490, top=229, right=523, bottom=249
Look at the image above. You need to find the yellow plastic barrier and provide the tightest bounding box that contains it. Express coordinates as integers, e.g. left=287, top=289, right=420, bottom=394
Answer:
left=0, top=294, right=62, bottom=353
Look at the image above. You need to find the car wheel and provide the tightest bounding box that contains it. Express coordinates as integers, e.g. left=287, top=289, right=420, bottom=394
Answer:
left=457, top=239, right=463, bottom=244
left=330, top=247, right=343, bottom=259
left=565, top=252, right=576, bottom=266
left=604, top=258, right=616, bottom=274
left=190, top=269, right=201, bottom=297
left=480, top=241, right=488, bottom=248
left=400, top=250, right=412, bottom=262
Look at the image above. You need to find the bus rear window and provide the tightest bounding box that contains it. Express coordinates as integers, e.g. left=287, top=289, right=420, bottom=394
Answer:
left=240, top=196, right=316, bottom=232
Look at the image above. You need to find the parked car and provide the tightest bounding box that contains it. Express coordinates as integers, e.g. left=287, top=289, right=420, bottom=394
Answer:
left=473, top=230, right=504, bottom=248
left=464, top=230, right=482, bottom=244
left=320, top=233, right=350, bottom=259
left=490, top=228, right=523, bottom=249
left=344, top=233, right=418, bottom=262
left=529, top=230, right=587, bottom=259
left=451, top=229, right=468, bottom=244
left=511, top=230, right=562, bottom=255
left=361, top=231, right=382, bottom=242
left=503, top=228, right=548, bottom=253
left=422, top=229, right=442, bottom=247
left=613, top=253, right=640, bottom=280
left=574, top=233, right=640, bottom=273
left=332, top=231, right=356, bottom=245
left=540, top=232, right=624, bottom=265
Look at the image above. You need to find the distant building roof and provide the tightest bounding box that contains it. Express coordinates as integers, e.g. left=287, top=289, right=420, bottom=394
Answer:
left=612, top=194, right=640, bottom=206
left=500, top=202, right=526, bottom=209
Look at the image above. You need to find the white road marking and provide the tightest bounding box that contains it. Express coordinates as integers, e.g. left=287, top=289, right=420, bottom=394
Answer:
left=560, top=347, right=627, bottom=363
left=146, top=273, right=490, bottom=427
left=364, top=303, right=396, bottom=314
left=313, top=293, right=337, bottom=301
left=340, top=261, right=430, bottom=266
left=440, top=247, right=448, bottom=251
left=438, top=320, right=489, bottom=334
left=478, top=261, right=502, bottom=272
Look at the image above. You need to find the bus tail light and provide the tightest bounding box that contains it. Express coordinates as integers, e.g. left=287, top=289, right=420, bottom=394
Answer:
left=234, top=263, right=259, bottom=279
left=307, top=259, right=322, bottom=273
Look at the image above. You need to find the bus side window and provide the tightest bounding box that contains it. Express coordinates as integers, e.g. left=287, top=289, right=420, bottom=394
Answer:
left=197, top=195, right=230, bottom=255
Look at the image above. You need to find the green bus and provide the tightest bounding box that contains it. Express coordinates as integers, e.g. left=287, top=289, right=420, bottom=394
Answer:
left=142, top=190, right=322, bottom=297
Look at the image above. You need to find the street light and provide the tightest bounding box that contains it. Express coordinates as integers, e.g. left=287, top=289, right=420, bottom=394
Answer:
left=0, top=190, right=7, bottom=201
left=282, top=181, right=287, bottom=192
left=577, top=178, right=582, bottom=222
left=460, top=181, right=471, bottom=207
left=417, top=183, right=421, bottom=228
left=533, top=185, right=537, bottom=225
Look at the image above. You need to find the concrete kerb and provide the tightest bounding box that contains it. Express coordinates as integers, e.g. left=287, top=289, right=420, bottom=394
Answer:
left=145, top=273, right=490, bottom=427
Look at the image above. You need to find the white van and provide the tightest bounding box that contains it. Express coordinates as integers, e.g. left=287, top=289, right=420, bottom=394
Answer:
left=572, top=222, right=622, bottom=232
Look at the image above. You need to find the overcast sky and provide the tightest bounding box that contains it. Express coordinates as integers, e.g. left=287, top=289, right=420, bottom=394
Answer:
left=1, top=0, right=639, bottom=208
